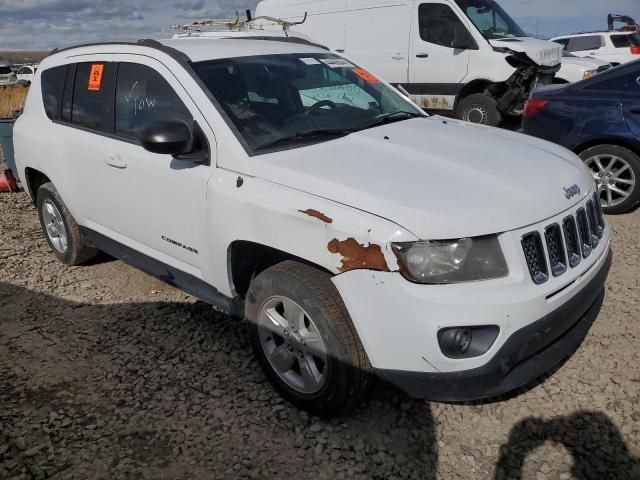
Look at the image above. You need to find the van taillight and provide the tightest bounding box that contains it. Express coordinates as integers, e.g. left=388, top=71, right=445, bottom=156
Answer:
left=631, top=46, right=640, bottom=55
left=524, top=98, right=549, bottom=118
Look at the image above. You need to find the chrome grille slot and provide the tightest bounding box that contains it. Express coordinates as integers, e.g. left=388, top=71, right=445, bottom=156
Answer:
left=544, top=224, right=567, bottom=277
left=522, top=232, right=549, bottom=284
left=576, top=208, right=592, bottom=258
left=562, top=216, right=582, bottom=269
left=592, top=192, right=605, bottom=238
left=586, top=200, right=600, bottom=249
left=521, top=196, right=606, bottom=284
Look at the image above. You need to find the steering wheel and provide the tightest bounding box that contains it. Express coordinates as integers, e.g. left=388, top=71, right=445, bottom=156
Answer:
left=306, top=100, right=337, bottom=115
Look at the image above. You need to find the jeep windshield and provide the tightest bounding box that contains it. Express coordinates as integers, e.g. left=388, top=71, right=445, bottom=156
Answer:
left=192, top=53, right=424, bottom=152
left=455, top=0, right=526, bottom=40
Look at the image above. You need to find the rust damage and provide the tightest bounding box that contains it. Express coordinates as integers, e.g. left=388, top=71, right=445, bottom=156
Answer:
left=328, top=238, right=390, bottom=273
left=299, top=209, right=333, bottom=224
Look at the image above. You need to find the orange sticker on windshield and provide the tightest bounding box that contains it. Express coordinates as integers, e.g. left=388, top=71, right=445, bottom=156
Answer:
left=88, top=64, right=104, bottom=91
left=353, top=68, right=379, bottom=84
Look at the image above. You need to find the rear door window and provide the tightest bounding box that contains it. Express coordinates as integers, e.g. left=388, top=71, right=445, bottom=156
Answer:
left=611, top=34, right=640, bottom=48
left=566, top=35, right=604, bottom=52
left=115, top=63, right=193, bottom=143
left=41, top=65, right=67, bottom=120
left=71, top=62, right=116, bottom=132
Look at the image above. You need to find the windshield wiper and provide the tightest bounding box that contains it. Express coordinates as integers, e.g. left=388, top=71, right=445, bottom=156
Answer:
left=254, top=128, right=353, bottom=151
left=351, top=111, right=424, bottom=132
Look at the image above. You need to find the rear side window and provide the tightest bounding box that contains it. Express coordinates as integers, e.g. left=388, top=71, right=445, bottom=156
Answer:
left=566, top=35, right=604, bottom=52
left=41, top=66, right=67, bottom=120
left=611, top=34, right=640, bottom=48
left=419, top=3, right=469, bottom=48
left=71, top=62, right=116, bottom=132
left=115, top=63, right=192, bottom=142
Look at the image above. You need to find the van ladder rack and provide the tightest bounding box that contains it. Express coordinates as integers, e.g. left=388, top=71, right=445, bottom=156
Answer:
left=172, top=11, right=307, bottom=35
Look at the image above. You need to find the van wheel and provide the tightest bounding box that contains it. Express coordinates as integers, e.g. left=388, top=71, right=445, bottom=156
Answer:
left=36, top=182, right=98, bottom=265
left=245, top=261, right=371, bottom=416
left=580, top=145, right=640, bottom=214
left=455, top=93, right=502, bottom=126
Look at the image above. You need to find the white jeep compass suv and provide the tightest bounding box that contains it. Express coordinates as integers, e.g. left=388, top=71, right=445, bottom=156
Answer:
left=13, top=37, right=612, bottom=414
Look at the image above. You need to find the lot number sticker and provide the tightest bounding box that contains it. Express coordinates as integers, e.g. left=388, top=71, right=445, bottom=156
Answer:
left=353, top=68, right=380, bottom=84
left=319, top=58, right=355, bottom=69
left=300, top=57, right=321, bottom=65
left=88, top=64, right=104, bottom=91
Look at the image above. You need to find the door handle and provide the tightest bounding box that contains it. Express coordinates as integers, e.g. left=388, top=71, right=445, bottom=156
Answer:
left=416, top=53, right=429, bottom=58
left=104, top=156, right=127, bottom=169
left=392, top=54, right=405, bottom=60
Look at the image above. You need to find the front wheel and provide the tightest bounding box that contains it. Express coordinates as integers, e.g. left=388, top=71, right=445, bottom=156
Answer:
left=245, top=261, right=371, bottom=416
left=455, top=93, right=502, bottom=126
left=580, top=145, right=640, bottom=214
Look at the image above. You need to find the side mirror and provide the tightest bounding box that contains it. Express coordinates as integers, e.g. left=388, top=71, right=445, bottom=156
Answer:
left=452, top=27, right=477, bottom=50
left=140, top=120, right=193, bottom=156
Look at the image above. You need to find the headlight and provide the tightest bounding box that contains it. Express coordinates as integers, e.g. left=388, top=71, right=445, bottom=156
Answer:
left=391, top=236, right=509, bottom=284
left=583, top=70, right=597, bottom=80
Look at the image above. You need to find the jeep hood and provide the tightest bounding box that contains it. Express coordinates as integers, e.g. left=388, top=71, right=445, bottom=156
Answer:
left=251, top=117, right=594, bottom=239
left=490, top=37, right=562, bottom=67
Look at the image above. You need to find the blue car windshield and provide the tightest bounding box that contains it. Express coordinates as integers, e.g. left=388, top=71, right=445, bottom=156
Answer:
left=455, top=0, right=527, bottom=39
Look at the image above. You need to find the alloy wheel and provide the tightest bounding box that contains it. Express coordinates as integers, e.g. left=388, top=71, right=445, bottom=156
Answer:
left=585, top=154, right=636, bottom=208
left=258, top=296, right=328, bottom=394
left=41, top=199, right=68, bottom=253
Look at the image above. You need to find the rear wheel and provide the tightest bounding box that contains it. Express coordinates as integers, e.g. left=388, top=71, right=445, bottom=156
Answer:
left=455, top=93, right=502, bottom=126
left=245, top=261, right=371, bottom=415
left=36, top=182, right=98, bottom=265
left=580, top=145, right=640, bottom=214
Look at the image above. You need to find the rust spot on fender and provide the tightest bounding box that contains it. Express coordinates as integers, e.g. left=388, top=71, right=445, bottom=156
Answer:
left=328, top=238, right=390, bottom=273
left=299, top=209, right=333, bottom=224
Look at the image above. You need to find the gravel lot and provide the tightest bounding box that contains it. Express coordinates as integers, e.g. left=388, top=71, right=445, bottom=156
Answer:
left=1, top=156, right=640, bottom=479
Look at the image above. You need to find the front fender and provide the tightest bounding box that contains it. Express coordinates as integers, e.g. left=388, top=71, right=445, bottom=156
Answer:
left=206, top=169, right=418, bottom=296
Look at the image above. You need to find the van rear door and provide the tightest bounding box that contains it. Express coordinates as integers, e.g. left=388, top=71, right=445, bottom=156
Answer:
left=344, top=1, right=411, bottom=83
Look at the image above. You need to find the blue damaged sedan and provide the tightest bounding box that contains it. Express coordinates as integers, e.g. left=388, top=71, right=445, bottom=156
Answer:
left=522, top=60, right=640, bottom=214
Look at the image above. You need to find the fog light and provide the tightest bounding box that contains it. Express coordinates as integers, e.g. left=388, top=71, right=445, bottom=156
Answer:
left=438, top=326, right=500, bottom=359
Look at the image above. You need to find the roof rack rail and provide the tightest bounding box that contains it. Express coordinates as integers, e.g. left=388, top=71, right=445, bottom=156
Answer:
left=48, top=39, right=191, bottom=63
left=172, top=11, right=308, bottom=35
left=226, top=35, right=329, bottom=51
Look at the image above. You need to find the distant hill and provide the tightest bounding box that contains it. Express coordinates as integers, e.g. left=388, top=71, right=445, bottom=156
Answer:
left=0, top=50, right=49, bottom=65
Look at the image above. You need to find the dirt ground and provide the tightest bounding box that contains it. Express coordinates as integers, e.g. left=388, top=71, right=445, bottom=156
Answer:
left=1, top=161, right=639, bottom=479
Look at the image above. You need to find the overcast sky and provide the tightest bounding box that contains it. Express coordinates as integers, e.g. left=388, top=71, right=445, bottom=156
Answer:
left=0, top=0, right=638, bottom=50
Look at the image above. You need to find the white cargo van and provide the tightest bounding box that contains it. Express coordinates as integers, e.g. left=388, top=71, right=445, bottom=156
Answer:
left=256, top=0, right=562, bottom=126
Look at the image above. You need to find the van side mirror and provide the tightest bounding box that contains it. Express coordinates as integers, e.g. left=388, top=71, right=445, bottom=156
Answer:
left=451, top=27, right=477, bottom=50
left=140, top=120, right=194, bottom=156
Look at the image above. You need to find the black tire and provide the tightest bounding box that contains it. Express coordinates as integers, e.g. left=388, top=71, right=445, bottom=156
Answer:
left=245, top=261, right=371, bottom=416
left=36, top=182, right=98, bottom=266
left=579, top=145, right=640, bottom=215
left=455, top=93, right=502, bottom=126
